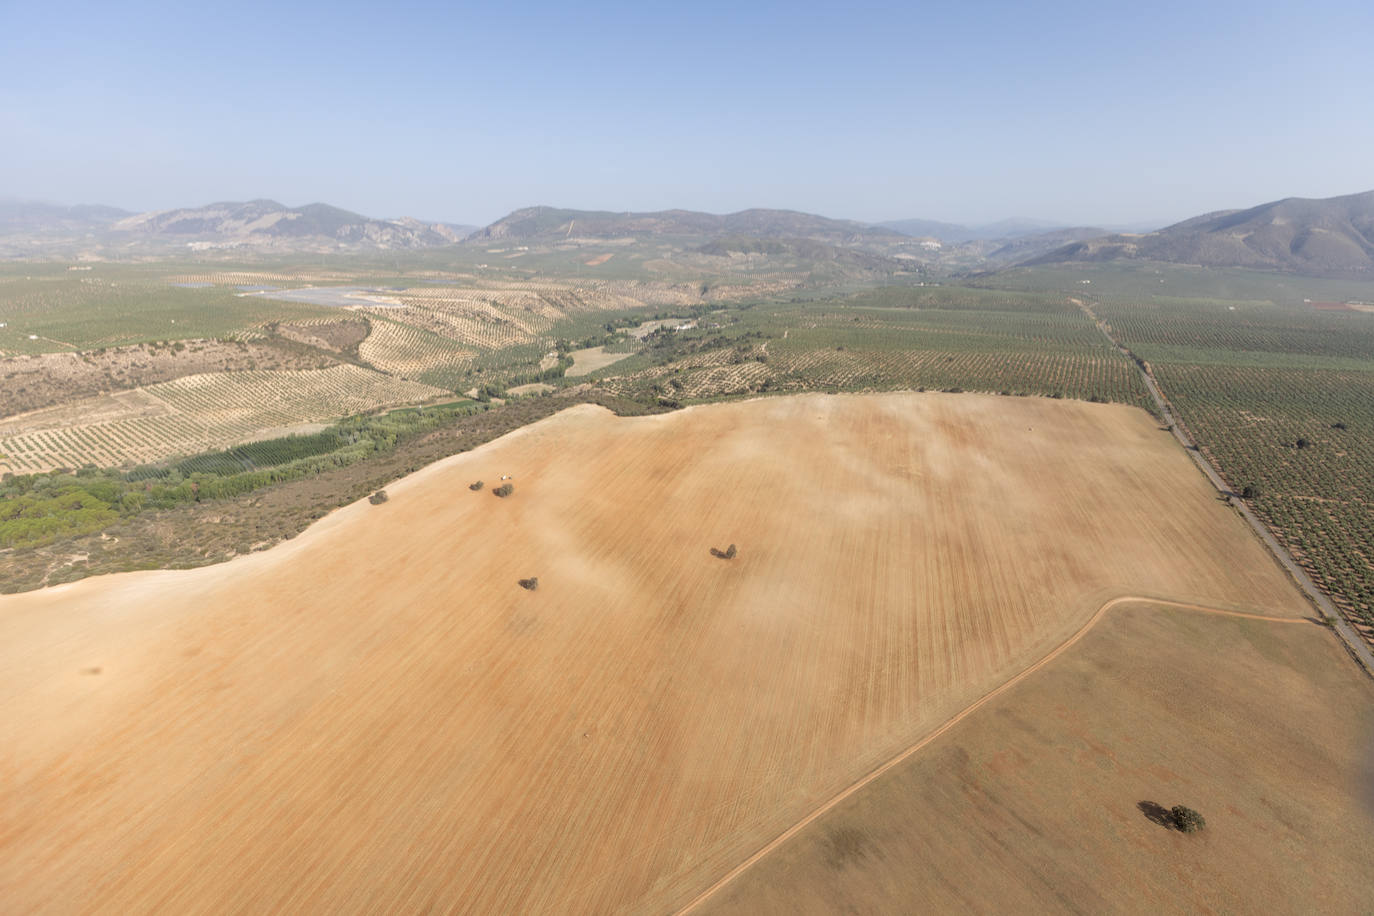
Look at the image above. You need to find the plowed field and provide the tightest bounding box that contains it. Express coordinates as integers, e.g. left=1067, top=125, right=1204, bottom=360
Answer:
left=699, top=603, right=1374, bottom=914
left=0, top=393, right=1308, bottom=912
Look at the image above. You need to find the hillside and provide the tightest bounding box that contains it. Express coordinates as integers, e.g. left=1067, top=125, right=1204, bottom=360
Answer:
left=1026, top=190, right=1374, bottom=276
left=985, top=226, right=1110, bottom=262
left=469, top=206, right=900, bottom=244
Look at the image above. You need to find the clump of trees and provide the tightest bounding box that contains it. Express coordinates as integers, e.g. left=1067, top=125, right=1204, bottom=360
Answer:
left=493, top=483, right=514, bottom=498
left=518, top=577, right=538, bottom=591
left=368, top=490, right=388, bottom=505
left=473, top=383, right=507, bottom=403
left=710, top=543, right=738, bottom=559
left=1241, top=485, right=1261, bottom=499
left=469, top=480, right=484, bottom=491
left=1171, top=805, right=1206, bottom=833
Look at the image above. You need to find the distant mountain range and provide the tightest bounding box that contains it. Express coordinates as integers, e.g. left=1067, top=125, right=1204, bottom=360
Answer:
left=1024, top=190, right=1374, bottom=276
left=469, top=206, right=900, bottom=244
left=0, top=199, right=133, bottom=234
left=114, top=200, right=474, bottom=249
left=5, top=191, right=1372, bottom=276
left=0, top=198, right=475, bottom=254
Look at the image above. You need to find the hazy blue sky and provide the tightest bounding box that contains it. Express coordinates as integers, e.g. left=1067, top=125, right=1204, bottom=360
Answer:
left=2, top=0, right=1371, bottom=226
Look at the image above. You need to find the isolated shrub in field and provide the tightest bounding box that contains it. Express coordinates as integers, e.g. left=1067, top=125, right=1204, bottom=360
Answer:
left=710, top=543, right=738, bottom=560
left=493, top=483, right=514, bottom=498
left=368, top=490, right=388, bottom=505
left=469, top=480, right=484, bottom=491
left=518, top=577, right=538, bottom=591
left=1171, top=806, right=1206, bottom=833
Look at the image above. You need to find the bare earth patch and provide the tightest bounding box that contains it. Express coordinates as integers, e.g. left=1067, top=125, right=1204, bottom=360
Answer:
left=0, top=393, right=1309, bottom=912
left=507, top=382, right=555, bottom=396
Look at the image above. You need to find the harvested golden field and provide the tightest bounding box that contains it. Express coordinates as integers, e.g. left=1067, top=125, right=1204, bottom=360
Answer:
left=0, top=393, right=1309, bottom=912
left=700, top=602, right=1374, bottom=915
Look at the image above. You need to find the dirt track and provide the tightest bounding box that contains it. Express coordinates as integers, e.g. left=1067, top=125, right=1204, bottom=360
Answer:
left=0, top=393, right=1310, bottom=913
left=675, top=596, right=1315, bottom=915
left=1074, top=296, right=1374, bottom=671
left=699, top=600, right=1374, bottom=914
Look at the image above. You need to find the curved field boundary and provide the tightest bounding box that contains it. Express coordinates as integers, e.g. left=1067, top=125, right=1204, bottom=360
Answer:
left=1072, top=297, right=1374, bottom=673
left=674, top=595, right=1313, bottom=915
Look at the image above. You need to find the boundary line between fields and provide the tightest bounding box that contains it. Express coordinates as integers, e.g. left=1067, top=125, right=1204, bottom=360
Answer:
left=672, top=595, right=1310, bottom=915
left=1071, top=297, right=1374, bottom=676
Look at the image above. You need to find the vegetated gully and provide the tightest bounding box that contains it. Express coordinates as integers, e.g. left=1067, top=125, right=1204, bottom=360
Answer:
left=1072, top=298, right=1374, bottom=674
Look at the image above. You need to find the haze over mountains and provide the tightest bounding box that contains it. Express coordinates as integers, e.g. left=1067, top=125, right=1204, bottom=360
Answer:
left=0, top=199, right=475, bottom=256
left=3, top=190, right=1371, bottom=276
left=879, top=217, right=1087, bottom=242
left=471, top=205, right=898, bottom=244
left=1028, top=190, right=1374, bottom=276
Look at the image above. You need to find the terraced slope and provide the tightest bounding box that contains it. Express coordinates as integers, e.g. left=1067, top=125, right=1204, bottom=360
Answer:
left=0, top=365, right=441, bottom=472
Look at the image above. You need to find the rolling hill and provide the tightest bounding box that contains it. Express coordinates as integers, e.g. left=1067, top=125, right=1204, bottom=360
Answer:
left=1025, top=190, right=1374, bottom=276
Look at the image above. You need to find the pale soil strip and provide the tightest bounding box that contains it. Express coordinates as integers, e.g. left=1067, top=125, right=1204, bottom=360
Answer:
left=674, top=595, right=1311, bottom=915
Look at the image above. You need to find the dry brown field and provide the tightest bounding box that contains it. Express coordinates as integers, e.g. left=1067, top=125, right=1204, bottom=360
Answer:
left=0, top=393, right=1311, bottom=913
left=564, top=344, right=634, bottom=377
left=700, top=602, right=1374, bottom=915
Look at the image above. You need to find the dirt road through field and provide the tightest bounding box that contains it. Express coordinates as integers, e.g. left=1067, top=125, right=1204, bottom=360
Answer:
left=1074, top=297, right=1374, bottom=672
left=674, top=595, right=1316, bottom=914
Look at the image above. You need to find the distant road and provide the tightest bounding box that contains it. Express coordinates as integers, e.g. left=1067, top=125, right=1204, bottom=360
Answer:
left=1074, top=298, right=1374, bottom=674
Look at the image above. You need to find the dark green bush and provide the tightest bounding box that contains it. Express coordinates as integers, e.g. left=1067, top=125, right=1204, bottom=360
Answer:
left=1171, top=806, right=1205, bottom=833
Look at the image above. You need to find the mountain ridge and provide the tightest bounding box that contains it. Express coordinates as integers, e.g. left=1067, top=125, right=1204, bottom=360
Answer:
left=0, top=198, right=476, bottom=254
left=1023, top=190, right=1374, bottom=276
left=469, top=205, right=901, bottom=244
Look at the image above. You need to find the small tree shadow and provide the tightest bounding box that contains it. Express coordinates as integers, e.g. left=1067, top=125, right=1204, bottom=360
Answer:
left=1138, top=801, right=1175, bottom=829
